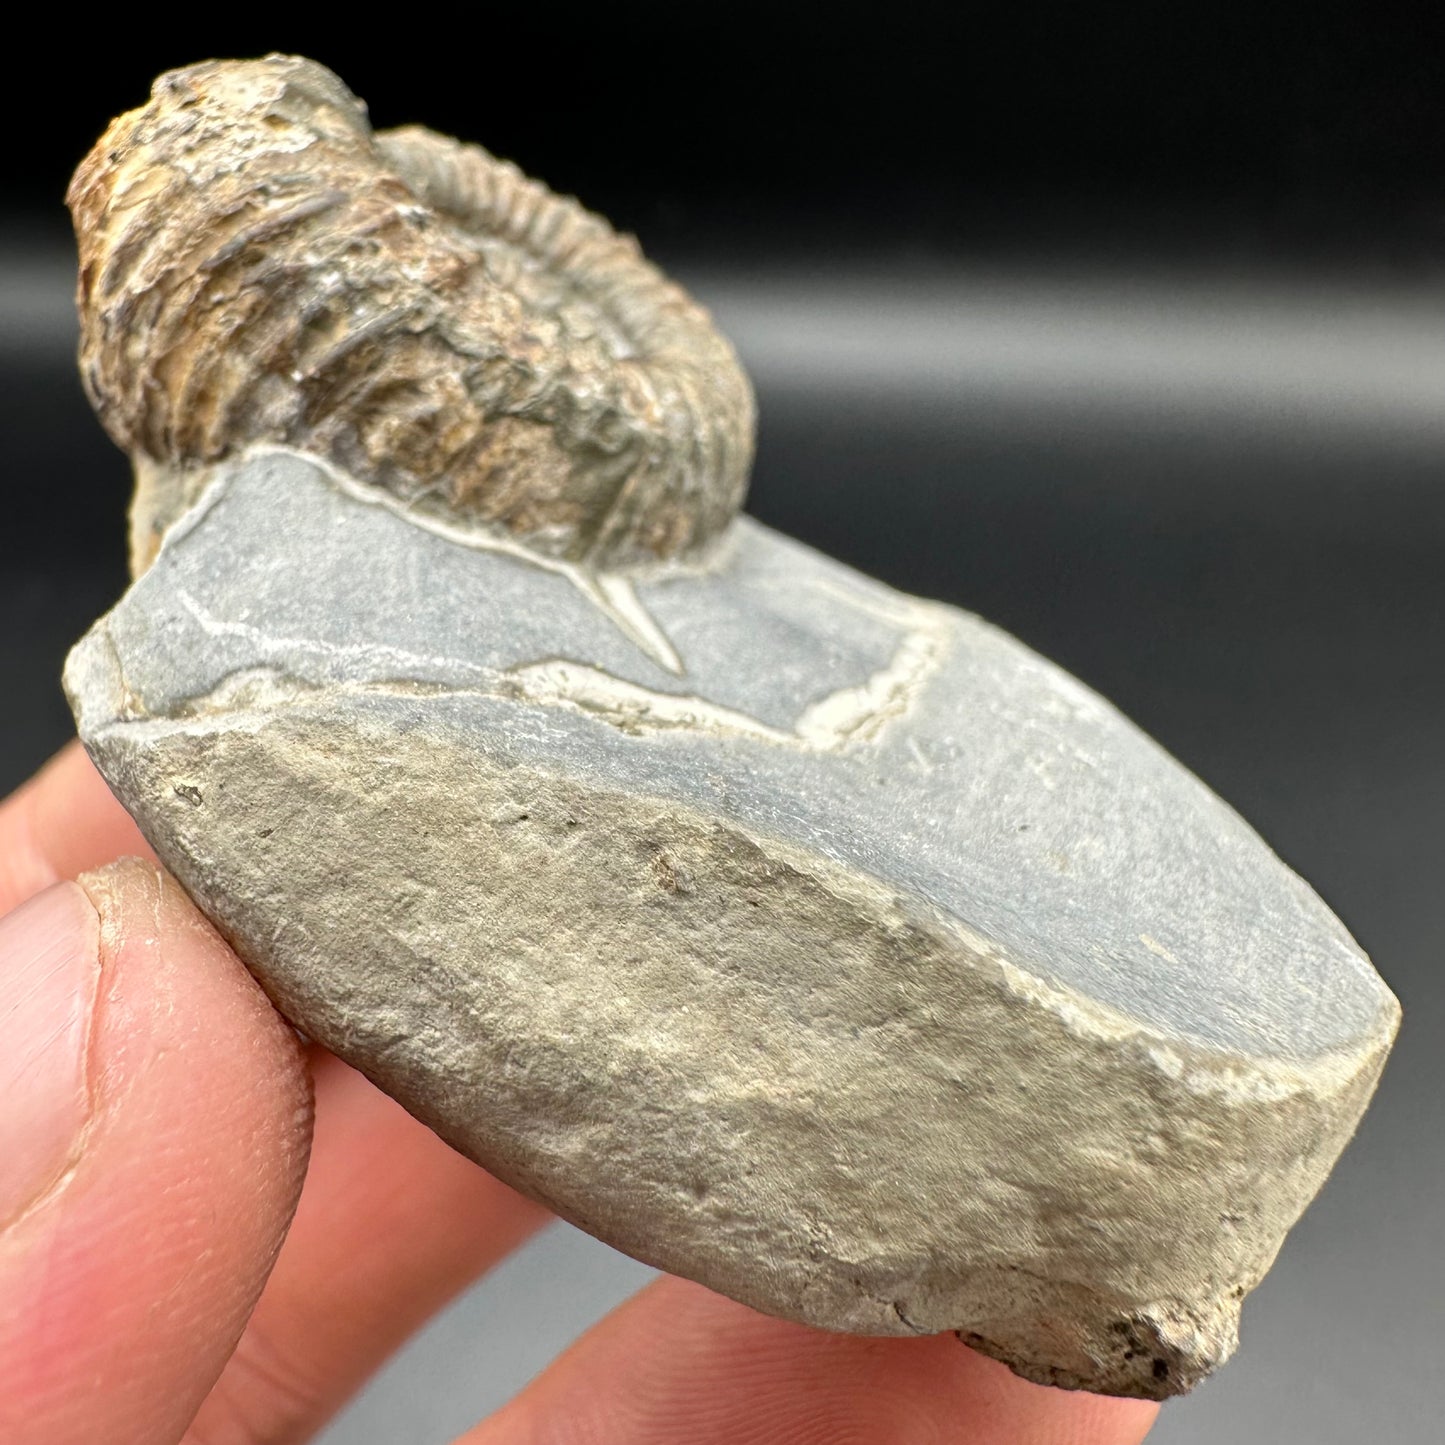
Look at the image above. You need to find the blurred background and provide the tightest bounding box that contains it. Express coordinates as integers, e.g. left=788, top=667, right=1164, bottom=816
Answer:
left=2, top=5, right=1440, bottom=1441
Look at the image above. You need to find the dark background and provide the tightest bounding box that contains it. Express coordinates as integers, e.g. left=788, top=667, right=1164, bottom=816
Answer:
left=9, top=3, right=1445, bottom=264
left=2, top=7, right=1440, bottom=1442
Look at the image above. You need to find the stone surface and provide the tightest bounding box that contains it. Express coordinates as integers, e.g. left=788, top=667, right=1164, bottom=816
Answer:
left=66, top=449, right=1399, bottom=1398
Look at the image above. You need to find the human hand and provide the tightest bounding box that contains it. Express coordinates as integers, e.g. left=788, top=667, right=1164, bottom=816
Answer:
left=0, top=743, right=1159, bottom=1445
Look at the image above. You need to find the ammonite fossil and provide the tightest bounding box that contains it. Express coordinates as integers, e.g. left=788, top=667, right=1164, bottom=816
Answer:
left=63, top=55, right=1398, bottom=1402
left=69, top=54, right=754, bottom=576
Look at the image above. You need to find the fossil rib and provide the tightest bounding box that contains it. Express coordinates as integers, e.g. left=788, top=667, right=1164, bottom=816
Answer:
left=68, top=55, right=754, bottom=575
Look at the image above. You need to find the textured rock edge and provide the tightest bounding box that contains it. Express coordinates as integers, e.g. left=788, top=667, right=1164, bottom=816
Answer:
left=66, top=627, right=1400, bottom=1398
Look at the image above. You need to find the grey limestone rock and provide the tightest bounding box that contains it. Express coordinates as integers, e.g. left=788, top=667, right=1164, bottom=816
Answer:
left=66, top=449, right=1399, bottom=1399
left=62, top=55, right=1399, bottom=1401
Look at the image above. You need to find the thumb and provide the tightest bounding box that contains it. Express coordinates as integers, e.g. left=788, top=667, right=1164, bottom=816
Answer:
left=0, top=860, right=312, bottom=1445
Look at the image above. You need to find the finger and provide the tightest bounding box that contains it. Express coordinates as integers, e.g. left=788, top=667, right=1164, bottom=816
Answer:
left=187, top=1049, right=550, bottom=1445
left=466, top=1277, right=1159, bottom=1445
left=0, top=742, right=152, bottom=914
left=3, top=744, right=553, bottom=1442
left=0, top=862, right=312, bottom=1445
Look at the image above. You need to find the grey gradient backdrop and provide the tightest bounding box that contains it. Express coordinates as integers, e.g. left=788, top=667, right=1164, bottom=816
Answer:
left=2, top=247, right=1439, bottom=1443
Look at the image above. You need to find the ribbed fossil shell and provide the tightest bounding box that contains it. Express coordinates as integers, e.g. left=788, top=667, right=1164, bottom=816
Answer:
left=67, top=55, right=755, bottom=574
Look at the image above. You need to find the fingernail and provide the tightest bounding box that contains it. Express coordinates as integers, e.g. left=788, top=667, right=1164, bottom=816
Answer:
left=0, top=883, right=102, bottom=1225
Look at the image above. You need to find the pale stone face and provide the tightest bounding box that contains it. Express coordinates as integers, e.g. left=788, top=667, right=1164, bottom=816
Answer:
left=66, top=450, right=1399, bottom=1398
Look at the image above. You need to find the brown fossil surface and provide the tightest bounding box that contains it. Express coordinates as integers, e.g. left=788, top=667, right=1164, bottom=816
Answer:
left=68, top=54, right=755, bottom=575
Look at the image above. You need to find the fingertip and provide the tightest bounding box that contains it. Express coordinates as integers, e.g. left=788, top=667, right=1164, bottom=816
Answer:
left=472, top=1276, right=1160, bottom=1445
left=0, top=881, right=101, bottom=1231
left=77, top=857, right=313, bottom=1151
left=0, top=861, right=312, bottom=1445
